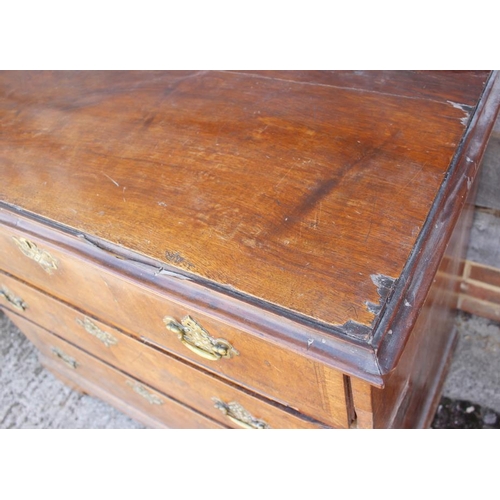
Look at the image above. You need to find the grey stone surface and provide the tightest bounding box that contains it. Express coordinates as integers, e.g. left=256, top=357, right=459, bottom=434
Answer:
left=467, top=114, right=500, bottom=268
left=0, top=311, right=144, bottom=429
left=476, top=133, right=500, bottom=211
left=466, top=209, right=500, bottom=268
left=442, top=312, right=500, bottom=414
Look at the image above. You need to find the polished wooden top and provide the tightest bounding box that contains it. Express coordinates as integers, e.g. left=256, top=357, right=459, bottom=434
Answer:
left=0, top=71, right=494, bottom=333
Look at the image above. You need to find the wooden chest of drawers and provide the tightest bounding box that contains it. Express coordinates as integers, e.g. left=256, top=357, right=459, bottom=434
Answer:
left=1, top=71, right=499, bottom=428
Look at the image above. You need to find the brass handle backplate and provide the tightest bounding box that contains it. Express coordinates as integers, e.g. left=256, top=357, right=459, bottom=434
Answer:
left=164, top=315, right=239, bottom=361
left=0, top=285, right=28, bottom=311
left=51, top=347, right=78, bottom=369
left=76, top=316, right=118, bottom=347
left=126, top=380, right=163, bottom=405
left=213, top=398, right=270, bottom=429
left=12, top=236, right=58, bottom=274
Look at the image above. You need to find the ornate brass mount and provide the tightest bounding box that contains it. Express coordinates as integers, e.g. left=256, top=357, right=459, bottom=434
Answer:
left=0, top=285, right=27, bottom=311
left=76, top=316, right=118, bottom=347
left=213, top=398, right=270, bottom=429
left=12, top=237, right=58, bottom=274
left=163, top=315, right=239, bottom=361
left=51, top=347, right=78, bottom=369
left=126, top=380, right=163, bottom=405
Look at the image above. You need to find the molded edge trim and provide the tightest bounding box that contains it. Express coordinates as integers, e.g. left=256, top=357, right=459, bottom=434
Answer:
left=0, top=205, right=385, bottom=386
left=372, top=70, right=500, bottom=376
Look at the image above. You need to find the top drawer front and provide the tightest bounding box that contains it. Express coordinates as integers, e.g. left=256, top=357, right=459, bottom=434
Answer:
left=0, top=223, right=350, bottom=428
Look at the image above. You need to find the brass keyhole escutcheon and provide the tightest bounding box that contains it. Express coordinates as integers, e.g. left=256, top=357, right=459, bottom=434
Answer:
left=76, top=316, right=118, bottom=347
left=126, top=380, right=163, bottom=405
left=213, top=398, right=270, bottom=429
left=51, top=347, right=78, bottom=369
left=0, top=285, right=27, bottom=312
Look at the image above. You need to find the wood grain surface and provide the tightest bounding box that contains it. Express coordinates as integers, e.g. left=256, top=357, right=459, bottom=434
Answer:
left=6, top=312, right=329, bottom=429
left=0, top=269, right=344, bottom=427
left=351, top=166, right=479, bottom=428
left=0, top=226, right=348, bottom=427
left=5, top=312, right=227, bottom=429
left=0, top=71, right=490, bottom=331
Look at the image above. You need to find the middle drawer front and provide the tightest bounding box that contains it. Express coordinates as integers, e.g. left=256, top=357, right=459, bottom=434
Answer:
left=0, top=273, right=329, bottom=429
left=0, top=224, right=349, bottom=428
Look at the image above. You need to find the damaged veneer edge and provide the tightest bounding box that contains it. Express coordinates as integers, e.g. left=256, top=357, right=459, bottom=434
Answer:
left=371, top=70, right=500, bottom=375
left=0, top=203, right=387, bottom=387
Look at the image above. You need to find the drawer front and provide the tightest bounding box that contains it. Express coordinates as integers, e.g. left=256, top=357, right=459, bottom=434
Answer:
left=1, top=282, right=330, bottom=429
left=0, top=224, right=349, bottom=428
left=5, top=312, right=226, bottom=429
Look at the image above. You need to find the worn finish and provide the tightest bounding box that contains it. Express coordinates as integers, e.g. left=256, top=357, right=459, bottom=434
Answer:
left=352, top=169, right=479, bottom=428
left=0, top=212, right=382, bottom=387
left=1, top=71, right=499, bottom=428
left=236, top=71, right=491, bottom=105
left=371, top=72, right=500, bottom=375
left=0, top=70, right=491, bottom=331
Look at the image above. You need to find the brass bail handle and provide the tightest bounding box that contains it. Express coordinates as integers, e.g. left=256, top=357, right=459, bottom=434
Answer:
left=163, top=315, right=239, bottom=361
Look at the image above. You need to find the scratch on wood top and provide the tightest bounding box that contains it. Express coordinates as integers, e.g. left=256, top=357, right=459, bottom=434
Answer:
left=102, top=173, right=120, bottom=187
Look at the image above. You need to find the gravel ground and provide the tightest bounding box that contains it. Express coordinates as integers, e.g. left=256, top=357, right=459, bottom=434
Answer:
left=441, top=312, right=500, bottom=414
left=432, top=313, right=500, bottom=429
left=0, top=310, right=144, bottom=429
left=431, top=397, right=500, bottom=429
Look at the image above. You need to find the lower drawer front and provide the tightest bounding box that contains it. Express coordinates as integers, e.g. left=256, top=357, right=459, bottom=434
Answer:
left=4, top=308, right=329, bottom=429
left=6, top=313, right=225, bottom=429
left=0, top=268, right=347, bottom=428
left=0, top=223, right=349, bottom=428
